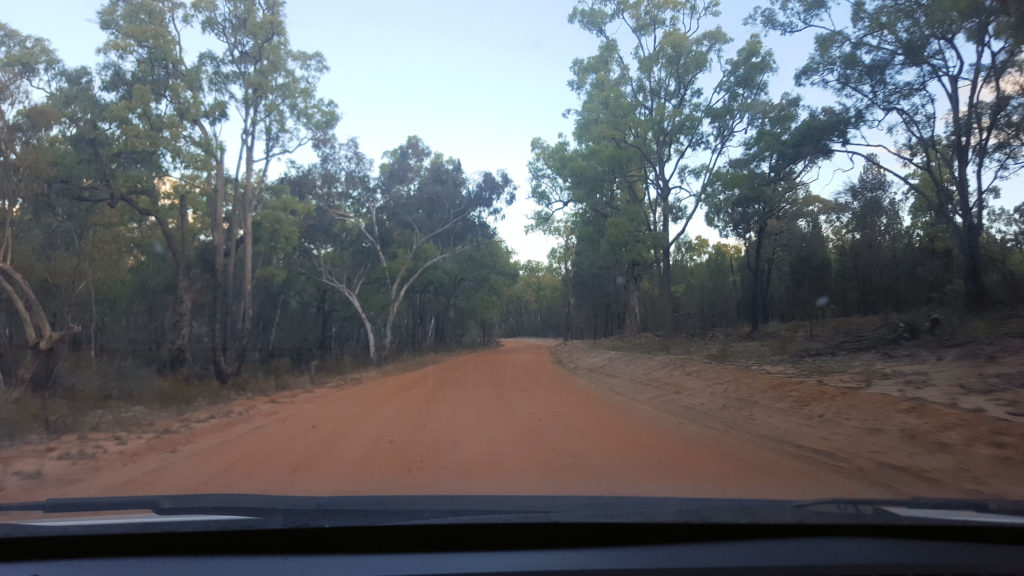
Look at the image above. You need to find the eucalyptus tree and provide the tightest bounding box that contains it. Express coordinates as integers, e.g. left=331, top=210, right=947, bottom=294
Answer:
left=568, top=0, right=775, bottom=335
left=529, top=134, right=653, bottom=337
left=754, top=0, right=1024, bottom=310
left=425, top=237, right=518, bottom=348
left=70, top=0, right=215, bottom=374
left=706, top=94, right=849, bottom=332
left=833, top=160, right=908, bottom=315
left=196, top=0, right=339, bottom=382
left=79, top=0, right=337, bottom=382
left=501, top=261, right=564, bottom=338
left=0, top=24, right=80, bottom=396
left=320, top=137, right=515, bottom=363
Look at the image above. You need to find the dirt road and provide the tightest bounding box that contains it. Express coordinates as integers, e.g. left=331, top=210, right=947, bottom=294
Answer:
left=1, top=340, right=881, bottom=502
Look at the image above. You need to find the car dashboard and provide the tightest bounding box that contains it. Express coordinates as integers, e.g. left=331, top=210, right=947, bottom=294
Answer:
left=2, top=521, right=1023, bottom=575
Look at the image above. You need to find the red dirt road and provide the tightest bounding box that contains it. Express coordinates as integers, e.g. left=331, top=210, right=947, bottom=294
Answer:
left=0, top=340, right=879, bottom=502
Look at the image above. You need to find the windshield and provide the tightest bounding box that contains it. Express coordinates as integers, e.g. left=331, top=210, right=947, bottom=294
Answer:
left=0, top=0, right=1022, bottom=528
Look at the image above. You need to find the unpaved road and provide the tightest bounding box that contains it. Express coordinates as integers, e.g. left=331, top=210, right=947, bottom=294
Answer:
left=0, top=340, right=882, bottom=502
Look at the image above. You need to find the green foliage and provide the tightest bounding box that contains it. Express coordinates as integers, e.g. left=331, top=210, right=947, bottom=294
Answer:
left=705, top=93, right=847, bottom=331
left=0, top=8, right=522, bottom=398
left=563, top=0, right=776, bottom=335
left=522, top=0, right=1024, bottom=342
left=754, top=0, right=1024, bottom=310
left=314, top=136, right=517, bottom=361
left=501, top=261, right=565, bottom=338
left=673, top=237, right=743, bottom=332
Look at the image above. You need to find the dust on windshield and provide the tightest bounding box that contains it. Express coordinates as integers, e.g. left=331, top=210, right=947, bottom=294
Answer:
left=0, top=0, right=1022, bottom=506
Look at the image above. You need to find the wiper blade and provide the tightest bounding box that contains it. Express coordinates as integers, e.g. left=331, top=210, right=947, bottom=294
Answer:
left=2, top=493, right=365, bottom=516
left=0, top=494, right=818, bottom=528
left=794, top=498, right=1024, bottom=524
left=3, top=495, right=1023, bottom=532
left=0, top=494, right=555, bottom=527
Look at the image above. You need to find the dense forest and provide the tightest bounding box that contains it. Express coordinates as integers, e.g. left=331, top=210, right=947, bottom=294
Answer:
left=0, top=0, right=519, bottom=400
left=522, top=0, right=1024, bottom=340
left=0, top=0, right=1022, bottom=410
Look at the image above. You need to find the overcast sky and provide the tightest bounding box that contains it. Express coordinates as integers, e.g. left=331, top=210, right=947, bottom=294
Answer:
left=6, top=1, right=877, bottom=263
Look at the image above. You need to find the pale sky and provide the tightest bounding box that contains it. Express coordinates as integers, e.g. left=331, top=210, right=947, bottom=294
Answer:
left=5, top=1, right=952, bottom=263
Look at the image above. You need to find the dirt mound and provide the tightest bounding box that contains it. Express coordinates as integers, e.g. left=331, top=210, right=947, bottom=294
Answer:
left=553, top=341, right=1024, bottom=499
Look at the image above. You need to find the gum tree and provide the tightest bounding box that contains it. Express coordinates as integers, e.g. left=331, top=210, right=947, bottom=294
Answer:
left=568, top=0, right=775, bottom=335
left=76, top=0, right=211, bottom=374
left=320, top=137, right=515, bottom=363
left=706, top=94, right=849, bottom=332
left=0, top=24, right=80, bottom=396
left=754, top=0, right=1024, bottom=309
left=197, top=0, right=339, bottom=382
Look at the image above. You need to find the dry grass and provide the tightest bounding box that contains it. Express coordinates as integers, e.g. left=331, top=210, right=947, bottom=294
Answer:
left=582, top=307, right=1024, bottom=422
left=54, top=448, right=98, bottom=461
left=595, top=309, right=1023, bottom=366
left=0, top=346, right=470, bottom=449
left=706, top=341, right=734, bottom=363
left=765, top=330, right=799, bottom=356
left=10, top=467, right=44, bottom=481
left=0, top=396, right=46, bottom=445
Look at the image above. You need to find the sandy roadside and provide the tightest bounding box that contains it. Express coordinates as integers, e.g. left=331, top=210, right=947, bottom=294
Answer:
left=552, top=340, right=1024, bottom=499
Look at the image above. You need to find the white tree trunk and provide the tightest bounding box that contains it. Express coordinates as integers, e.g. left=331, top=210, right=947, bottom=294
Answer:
left=323, top=274, right=377, bottom=364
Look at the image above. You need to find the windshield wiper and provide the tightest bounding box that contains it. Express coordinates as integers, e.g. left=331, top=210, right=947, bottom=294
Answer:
left=0, top=494, right=845, bottom=525
left=2, top=495, right=1023, bottom=533
left=794, top=498, right=1024, bottom=525
left=0, top=494, right=558, bottom=528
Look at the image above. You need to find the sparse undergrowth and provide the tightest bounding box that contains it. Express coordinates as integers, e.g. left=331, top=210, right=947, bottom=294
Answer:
left=587, top=309, right=1024, bottom=422
left=0, top=347, right=475, bottom=448
left=594, top=309, right=1024, bottom=363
